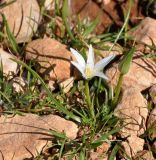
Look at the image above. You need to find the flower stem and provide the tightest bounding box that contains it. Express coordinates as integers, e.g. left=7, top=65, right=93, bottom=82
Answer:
left=112, top=74, right=123, bottom=109
left=85, top=80, right=95, bottom=120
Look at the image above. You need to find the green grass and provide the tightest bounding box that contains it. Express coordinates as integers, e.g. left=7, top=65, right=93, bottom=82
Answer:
left=0, top=0, right=156, bottom=159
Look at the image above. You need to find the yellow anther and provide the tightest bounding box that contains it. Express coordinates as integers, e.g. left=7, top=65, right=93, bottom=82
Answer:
left=85, top=67, right=93, bottom=79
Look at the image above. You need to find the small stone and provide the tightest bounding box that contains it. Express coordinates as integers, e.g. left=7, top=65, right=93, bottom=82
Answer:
left=106, top=51, right=156, bottom=91
left=89, top=151, right=108, bottom=160
left=130, top=17, right=156, bottom=45
left=0, top=114, right=78, bottom=160
left=121, top=136, right=144, bottom=158
left=134, top=150, right=154, bottom=160
left=48, top=80, right=57, bottom=91
left=89, top=152, right=99, bottom=160
left=0, top=0, right=40, bottom=43
left=102, top=0, right=111, bottom=5
left=59, top=77, right=74, bottom=93
left=141, top=151, right=154, bottom=160
left=0, top=48, right=18, bottom=76
left=96, top=142, right=110, bottom=154
left=114, top=87, right=148, bottom=137
left=12, top=77, right=25, bottom=92
left=25, top=38, right=75, bottom=82
left=44, top=0, right=54, bottom=10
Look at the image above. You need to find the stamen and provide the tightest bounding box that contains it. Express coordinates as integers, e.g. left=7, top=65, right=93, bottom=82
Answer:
left=85, top=66, right=93, bottom=79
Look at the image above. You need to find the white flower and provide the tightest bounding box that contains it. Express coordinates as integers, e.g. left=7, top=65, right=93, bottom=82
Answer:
left=70, top=45, right=115, bottom=80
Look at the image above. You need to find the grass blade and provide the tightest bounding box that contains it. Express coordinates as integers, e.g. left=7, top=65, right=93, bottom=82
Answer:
left=119, top=47, right=135, bottom=75
left=83, top=16, right=99, bottom=38
left=62, top=0, right=75, bottom=41
left=108, top=143, right=120, bottom=160
left=1, top=14, right=20, bottom=54
left=109, top=0, right=132, bottom=51
left=11, top=58, right=81, bottom=122
left=91, top=127, right=121, bottom=148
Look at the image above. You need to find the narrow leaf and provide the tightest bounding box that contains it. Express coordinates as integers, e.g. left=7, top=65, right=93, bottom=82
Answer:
left=83, top=16, right=99, bottom=37
left=62, top=0, right=75, bottom=41
left=11, top=58, right=81, bottom=123
left=118, top=47, right=135, bottom=75
left=108, top=143, right=120, bottom=160
left=1, top=14, right=20, bottom=54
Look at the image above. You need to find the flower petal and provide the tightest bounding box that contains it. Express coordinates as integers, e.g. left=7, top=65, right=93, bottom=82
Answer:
left=71, top=61, right=85, bottom=78
left=94, top=71, right=109, bottom=80
left=94, top=55, right=115, bottom=71
left=70, top=48, right=86, bottom=68
left=86, top=45, right=94, bottom=69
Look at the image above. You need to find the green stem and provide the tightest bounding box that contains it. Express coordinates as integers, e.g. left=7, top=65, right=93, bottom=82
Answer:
left=62, top=0, right=75, bottom=41
left=108, top=0, right=132, bottom=52
left=85, top=80, right=95, bottom=120
left=112, top=74, right=124, bottom=108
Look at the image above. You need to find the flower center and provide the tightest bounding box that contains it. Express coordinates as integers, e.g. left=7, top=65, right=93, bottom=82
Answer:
left=85, top=66, right=93, bottom=79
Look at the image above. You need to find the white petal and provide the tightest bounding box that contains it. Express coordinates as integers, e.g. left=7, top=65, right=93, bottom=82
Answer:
left=70, top=48, right=86, bottom=69
left=94, top=71, right=109, bottom=80
left=71, top=61, right=85, bottom=78
left=86, top=45, right=94, bottom=69
left=94, top=55, right=115, bottom=71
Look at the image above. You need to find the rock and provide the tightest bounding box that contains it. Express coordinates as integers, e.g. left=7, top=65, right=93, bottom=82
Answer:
left=89, top=152, right=99, bottom=160
left=106, top=51, right=156, bottom=91
left=134, top=150, right=154, bottom=160
left=149, top=85, right=156, bottom=104
left=0, top=114, right=78, bottom=160
left=102, top=0, right=111, bottom=5
left=121, top=136, right=144, bottom=158
left=70, top=0, right=143, bottom=35
left=114, top=87, right=148, bottom=137
left=59, top=77, right=74, bottom=93
left=61, top=154, right=78, bottom=160
left=25, top=38, right=75, bottom=82
left=147, top=108, right=156, bottom=139
left=140, top=151, right=154, bottom=160
left=96, top=142, right=110, bottom=154
left=70, top=0, right=112, bottom=34
left=12, top=77, right=26, bottom=92
left=44, top=0, right=54, bottom=10
left=89, top=151, right=108, bottom=160
left=102, top=0, right=143, bottom=26
left=0, top=48, right=18, bottom=76
left=130, top=17, right=156, bottom=46
left=0, top=0, right=40, bottom=43
left=152, top=141, right=156, bottom=154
